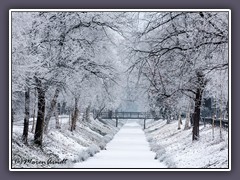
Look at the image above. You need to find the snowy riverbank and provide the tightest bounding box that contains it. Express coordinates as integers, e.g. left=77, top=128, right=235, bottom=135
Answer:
left=144, top=119, right=229, bottom=168
left=11, top=117, right=229, bottom=169
left=11, top=115, right=123, bottom=168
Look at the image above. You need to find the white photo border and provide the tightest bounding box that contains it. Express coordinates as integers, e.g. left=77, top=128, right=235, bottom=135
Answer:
left=9, top=9, right=231, bottom=171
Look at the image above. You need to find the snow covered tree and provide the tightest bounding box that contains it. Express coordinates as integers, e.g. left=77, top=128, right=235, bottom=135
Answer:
left=12, top=12, right=38, bottom=143
left=12, top=11, right=128, bottom=144
left=127, top=11, right=228, bottom=140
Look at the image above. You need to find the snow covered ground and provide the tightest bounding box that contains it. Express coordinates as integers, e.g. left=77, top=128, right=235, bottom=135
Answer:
left=144, top=119, right=229, bottom=169
left=11, top=115, right=123, bottom=168
left=11, top=116, right=229, bottom=169
left=74, top=121, right=166, bottom=168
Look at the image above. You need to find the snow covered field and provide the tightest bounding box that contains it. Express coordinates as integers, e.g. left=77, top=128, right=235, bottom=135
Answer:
left=145, top=119, right=229, bottom=169
left=74, top=121, right=166, bottom=168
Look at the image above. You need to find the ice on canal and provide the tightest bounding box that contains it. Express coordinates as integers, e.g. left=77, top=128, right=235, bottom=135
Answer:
left=74, top=121, right=166, bottom=168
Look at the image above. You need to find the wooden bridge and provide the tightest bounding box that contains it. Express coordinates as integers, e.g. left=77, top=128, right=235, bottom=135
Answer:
left=98, top=111, right=159, bottom=129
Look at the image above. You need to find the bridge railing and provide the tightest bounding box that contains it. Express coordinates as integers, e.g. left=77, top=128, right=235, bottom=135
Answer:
left=97, top=111, right=229, bottom=129
left=98, top=111, right=159, bottom=119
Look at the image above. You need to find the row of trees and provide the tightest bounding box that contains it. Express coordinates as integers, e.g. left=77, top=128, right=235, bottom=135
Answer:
left=12, top=12, right=128, bottom=146
left=12, top=11, right=229, bottom=145
left=125, top=12, right=229, bottom=140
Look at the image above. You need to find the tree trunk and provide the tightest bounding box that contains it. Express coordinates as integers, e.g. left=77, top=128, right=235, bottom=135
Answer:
left=166, top=108, right=171, bottom=124
left=62, top=102, right=66, bottom=115
left=184, top=112, right=191, bottom=130
left=177, top=113, right=182, bottom=130
left=212, top=98, right=217, bottom=139
left=85, top=105, right=91, bottom=122
left=192, top=87, right=203, bottom=141
left=220, top=92, right=223, bottom=139
left=166, top=116, right=171, bottom=124
left=69, top=111, right=71, bottom=126
left=22, top=87, right=30, bottom=144
left=11, top=107, right=14, bottom=135
left=31, top=88, right=37, bottom=133
left=34, top=78, right=45, bottom=146
left=31, top=108, right=36, bottom=133
left=54, top=106, right=60, bottom=129
left=192, top=71, right=206, bottom=141
left=44, top=88, right=60, bottom=133
left=212, top=114, right=215, bottom=139
left=57, top=103, right=61, bottom=115
left=71, top=97, right=79, bottom=131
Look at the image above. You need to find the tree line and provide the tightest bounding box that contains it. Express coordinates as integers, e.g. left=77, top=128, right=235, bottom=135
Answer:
left=11, top=11, right=229, bottom=146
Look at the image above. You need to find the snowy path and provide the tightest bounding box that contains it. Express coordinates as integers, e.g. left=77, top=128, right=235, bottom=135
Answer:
left=74, top=121, right=166, bottom=168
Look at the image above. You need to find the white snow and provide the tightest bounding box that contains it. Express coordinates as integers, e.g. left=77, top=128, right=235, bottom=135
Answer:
left=12, top=115, right=229, bottom=169
left=145, top=119, right=229, bottom=168
left=11, top=115, right=122, bottom=168
left=74, top=121, right=166, bottom=168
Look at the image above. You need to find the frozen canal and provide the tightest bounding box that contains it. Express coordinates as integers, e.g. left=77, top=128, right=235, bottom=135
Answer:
left=74, top=121, right=166, bottom=168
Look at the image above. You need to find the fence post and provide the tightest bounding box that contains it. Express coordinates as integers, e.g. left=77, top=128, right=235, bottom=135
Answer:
left=144, top=119, right=146, bottom=129
left=116, top=117, right=118, bottom=127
